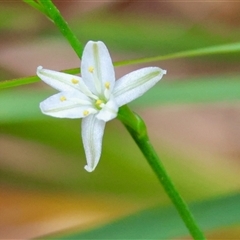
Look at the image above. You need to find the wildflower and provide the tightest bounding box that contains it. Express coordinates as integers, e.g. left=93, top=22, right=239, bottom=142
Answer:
left=37, top=41, right=166, bottom=172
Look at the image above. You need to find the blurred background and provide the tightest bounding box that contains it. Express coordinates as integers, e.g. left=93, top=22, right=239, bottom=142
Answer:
left=0, top=1, right=240, bottom=239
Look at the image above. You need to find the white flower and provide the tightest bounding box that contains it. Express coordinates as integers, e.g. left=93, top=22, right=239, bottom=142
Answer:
left=37, top=41, right=166, bottom=172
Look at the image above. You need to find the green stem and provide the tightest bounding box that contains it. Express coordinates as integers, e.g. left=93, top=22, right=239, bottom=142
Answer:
left=39, top=0, right=84, bottom=58
left=118, top=105, right=206, bottom=240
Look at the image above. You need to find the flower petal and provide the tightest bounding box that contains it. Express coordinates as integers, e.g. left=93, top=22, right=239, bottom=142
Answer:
left=40, top=91, right=97, bottom=118
left=81, top=41, right=115, bottom=96
left=37, top=66, right=96, bottom=98
left=113, top=67, right=166, bottom=106
left=82, top=115, right=106, bottom=172
left=96, top=98, right=119, bottom=122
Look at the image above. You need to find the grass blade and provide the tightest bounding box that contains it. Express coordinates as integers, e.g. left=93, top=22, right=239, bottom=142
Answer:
left=46, top=193, right=240, bottom=239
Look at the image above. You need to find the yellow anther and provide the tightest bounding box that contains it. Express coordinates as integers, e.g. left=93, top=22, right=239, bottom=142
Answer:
left=95, top=99, right=103, bottom=106
left=105, top=82, right=110, bottom=89
left=83, top=110, right=89, bottom=116
left=60, top=96, right=67, bottom=102
left=71, top=78, right=79, bottom=84
left=88, top=66, right=94, bottom=73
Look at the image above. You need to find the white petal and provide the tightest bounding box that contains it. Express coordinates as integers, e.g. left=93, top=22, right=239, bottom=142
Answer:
left=40, top=91, right=97, bottom=118
left=82, top=115, right=106, bottom=172
left=81, top=41, right=115, bottom=96
left=113, top=67, right=166, bottom=106
left=37, top=66, right=95, bottom=98
left=96, top=99, right=119, bottom=122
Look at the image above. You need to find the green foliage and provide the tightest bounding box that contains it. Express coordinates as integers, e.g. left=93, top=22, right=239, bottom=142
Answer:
left=71, top=12, right=240, bottom=56
left=46, top=193, right=240, bottom=239
left=1, top=43, right=240, bottom=89
left=1, top=75, right=239, bottom=124
left=1, top=1, right=240, bottom=238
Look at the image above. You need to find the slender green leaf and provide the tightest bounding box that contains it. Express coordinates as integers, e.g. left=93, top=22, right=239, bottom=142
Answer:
left=0, top=67, right=79, bottom=89
left=45, top=193, right=240, bottom=239
left=0, top=75, right=40, bottom=89
left=115, top=42, right=240, bottom=67
left=1, top=40, right=240, bottom=89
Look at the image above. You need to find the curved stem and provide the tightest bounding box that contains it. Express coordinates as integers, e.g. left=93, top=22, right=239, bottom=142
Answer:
left=118, top=105, right=206, bottom=240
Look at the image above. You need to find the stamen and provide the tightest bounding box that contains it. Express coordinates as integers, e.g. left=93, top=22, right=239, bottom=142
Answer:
left=88, top=66, right=94, bottom=73
left=105, top=82, right=110, bottom=89
left=83, top=110, right=89, bottom=116
left=60, top=96, right=67, bottom=102
left=95, top=99, right=103, bottom=106
left=71, top=78, right=79, bottom=84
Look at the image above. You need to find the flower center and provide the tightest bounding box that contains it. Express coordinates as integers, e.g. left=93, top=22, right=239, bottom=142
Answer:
left=95, top=99, right=105, bottom=110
